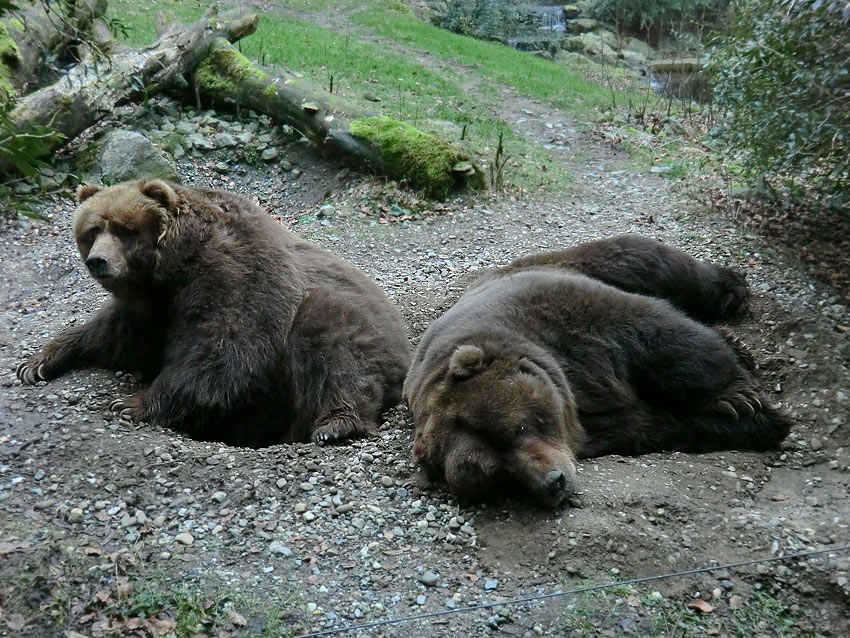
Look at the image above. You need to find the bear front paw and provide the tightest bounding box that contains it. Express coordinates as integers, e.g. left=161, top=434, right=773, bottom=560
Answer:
left=110, top=395, right=144, bottom=422
left=311, top=413, right=371, bottom=446
left=16, top=357, right=50, bottom=385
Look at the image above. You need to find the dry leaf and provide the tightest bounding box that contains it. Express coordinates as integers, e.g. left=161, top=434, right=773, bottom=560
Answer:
left=729, top=594, right=744, bottom=609
left=64, top=631, right=92, bottom=638
left=687, top=598, right=715, bottom=613
left=152, top=617, right=177, bottom=633
left=116, top=576, right=132, bottom=599
left=83, top=547, right=102, bottom=556
left=0, top=540, right=31, bottom=556
left=5, top=613, right=28, bottom=631
left=94, top=588, right=112, bottom=604
left=226, top=609, right=247, bottom=627
left=625, top=595, right=641, bottom=607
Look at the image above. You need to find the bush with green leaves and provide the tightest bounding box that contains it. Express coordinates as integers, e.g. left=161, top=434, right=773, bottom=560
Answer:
left=709, top=0, right=850, bottom=206
left=584, top=0, right=726, bottom=41
left=440, top=0, right=519, bottom=41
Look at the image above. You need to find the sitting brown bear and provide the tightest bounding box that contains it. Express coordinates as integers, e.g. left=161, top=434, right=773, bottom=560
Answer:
left=17, top=180, right=410, bottom=447
left=404, top=236, right=790, bottom=506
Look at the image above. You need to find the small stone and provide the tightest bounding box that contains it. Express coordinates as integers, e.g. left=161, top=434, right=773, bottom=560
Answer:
left=416, top=594, right=426, bottom=605
left=380, top=476, right=394, bottom=488
left=261, top=147, right=279, bottom=161
left=269, top=541, right=293, bottom=557
left=175, top=532, right=194, bottom=546
left=300, top=482, right=314, bottom=492
left=444, top=598, right=456, bottom=609
left=212, top=491, right=227, bottom=503
left=418, top=571, right=439, bottom=587
left=351, top=517, right=365, bottom=529
left=68, top=508, right=84, bottom=524
left=335, top=503, right=354, bottom=514
left=303, top=511, right=316, bottom=522
left=276, top=478, right=288, bottom=489
left=484, top=579, right=499, bottom=591
left=34, top=469, right=45, bottom=481
left=809, top=438, right=823, bottom=451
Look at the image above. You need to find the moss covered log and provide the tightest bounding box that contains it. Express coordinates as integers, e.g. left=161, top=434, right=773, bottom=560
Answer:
left=350, top=117, right=483, bottom=198
left=195, top=42, right=483, bottom=198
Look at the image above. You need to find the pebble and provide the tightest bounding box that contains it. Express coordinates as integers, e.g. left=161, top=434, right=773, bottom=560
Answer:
left=212, top=491, right=227, bottom=503
left=418, top=571, right=439, bottom=587
left=380, top=476, right=394, bottom=488
left=68, top=508, right=84, bottom=524
left=810, top=438, right=823, bottom=451
left=484, top=579, right=499, bottom=591
left=269, top=541, right=293, bottom=557
left=175, top=533, right=194, bottom=546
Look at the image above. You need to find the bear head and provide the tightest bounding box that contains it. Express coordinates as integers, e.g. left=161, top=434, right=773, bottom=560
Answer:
left=410, top=340, right=585, bottom=507
left=72, top=180, right=179, bottom=294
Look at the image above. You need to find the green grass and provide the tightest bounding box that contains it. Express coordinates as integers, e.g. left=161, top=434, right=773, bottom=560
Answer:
left=108, top=0, right=207, bottom=47
left=352, top=7, right=626, bottom=117
left=558, top=585, right=819, bottom=638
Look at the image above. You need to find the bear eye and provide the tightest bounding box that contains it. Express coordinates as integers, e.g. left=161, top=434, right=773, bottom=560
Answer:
left=111, top=224, right=135, bottom=240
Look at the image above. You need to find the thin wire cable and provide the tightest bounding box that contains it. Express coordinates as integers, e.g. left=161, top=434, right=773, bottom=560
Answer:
left=299, top=544, right=850, bottom=637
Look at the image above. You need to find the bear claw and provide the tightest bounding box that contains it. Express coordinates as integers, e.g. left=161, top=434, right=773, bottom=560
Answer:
left=717, top=400, right=739, bottom=420
left=16, top=361, right=46, bottom=385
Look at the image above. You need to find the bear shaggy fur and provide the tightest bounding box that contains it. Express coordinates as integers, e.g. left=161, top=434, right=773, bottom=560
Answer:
left=17, top=180, right=410, bottom=447
left=404, top=235, right=790, bottom=507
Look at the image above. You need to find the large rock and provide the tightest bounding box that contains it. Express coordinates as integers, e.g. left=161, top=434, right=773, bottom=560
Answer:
left=625, top=37, right=655, bottom=59
left=95, top=130, right=179, bottom=184
left=562, top=31, right=619, bottom=65
left=563, top=17, right=602, bottom=35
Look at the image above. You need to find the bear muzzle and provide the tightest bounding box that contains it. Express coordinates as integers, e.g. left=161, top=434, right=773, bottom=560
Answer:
left=85, top=255, right=111, bottom=278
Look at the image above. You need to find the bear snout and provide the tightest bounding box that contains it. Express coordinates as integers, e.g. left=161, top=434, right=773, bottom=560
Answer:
left=85, top=255, right=111, bottom=278
left=538, top=468, right=574, bottom=506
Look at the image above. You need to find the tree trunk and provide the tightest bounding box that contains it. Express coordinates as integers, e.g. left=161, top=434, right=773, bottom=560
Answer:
left=2, top=0, right=110, bottom=94
left=195, top=39, right=484, bottom=198
left=0, top=7, right=257, bottom=173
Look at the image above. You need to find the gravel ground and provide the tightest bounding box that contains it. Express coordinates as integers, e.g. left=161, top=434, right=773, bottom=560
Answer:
left=1, top=92, right=849, bottom=638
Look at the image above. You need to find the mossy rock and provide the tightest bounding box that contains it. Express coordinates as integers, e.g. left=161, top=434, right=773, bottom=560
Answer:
left=350, top=116, right=484, bottom=199
left=0, top=22, right=21, bottom=102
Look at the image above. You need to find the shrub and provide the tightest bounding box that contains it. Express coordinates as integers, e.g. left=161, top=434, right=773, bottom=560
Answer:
left=440, top=0, right=519, bottom=41
left=584, top=0, right=726, bottom=41
left=709, top=0, right=850, bottom=206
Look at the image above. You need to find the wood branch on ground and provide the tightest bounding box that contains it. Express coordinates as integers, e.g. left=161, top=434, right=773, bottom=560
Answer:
left=0, top=7, right=257, bottom=173
left=194, top=39, right=484, bottom=198
left=1, top=0, right=109, bottom=95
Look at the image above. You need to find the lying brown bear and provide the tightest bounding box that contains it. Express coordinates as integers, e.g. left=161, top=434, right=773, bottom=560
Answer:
left=17, top=180, right=410, bottom=447
left=404, top=236, right=790, bottom=506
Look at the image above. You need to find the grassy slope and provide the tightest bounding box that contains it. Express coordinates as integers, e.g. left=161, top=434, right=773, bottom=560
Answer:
left=352, top=7, right=623, bottom=118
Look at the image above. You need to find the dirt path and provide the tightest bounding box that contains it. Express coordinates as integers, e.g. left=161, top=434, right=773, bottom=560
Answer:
left=1, top=11, right=849, bottom=638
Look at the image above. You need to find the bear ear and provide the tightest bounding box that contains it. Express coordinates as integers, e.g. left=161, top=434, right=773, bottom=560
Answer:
left=76, top=184, right=103, bottom=203
left=140, top=179, right=178, bottom=210
left=448, top=344, right=485, bottom=381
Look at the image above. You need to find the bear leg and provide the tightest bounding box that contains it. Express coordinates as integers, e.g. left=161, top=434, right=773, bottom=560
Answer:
left=17, top=302, right=158, bottom=384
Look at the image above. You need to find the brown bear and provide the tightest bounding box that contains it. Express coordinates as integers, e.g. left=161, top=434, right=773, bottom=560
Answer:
left=481, top=234, right=751, bottom=324
left=404, top=237, right=790, bottom=507
left=17, top=180, right=411, bottom=447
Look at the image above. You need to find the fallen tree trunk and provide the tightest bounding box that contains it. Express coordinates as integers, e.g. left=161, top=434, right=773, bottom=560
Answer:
left=3, top=7, right=483, bottom=197
left=0, top=8, right=257, bottom=172
left=2, top=0, right=110, bottom=94
left=194, top=40, right=484, bottom=198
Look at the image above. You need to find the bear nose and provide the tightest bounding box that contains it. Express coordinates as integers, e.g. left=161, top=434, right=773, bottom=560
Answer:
left=85, top=256, right=109, bottom=277
left=541, top=468, right=569, bottom=495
